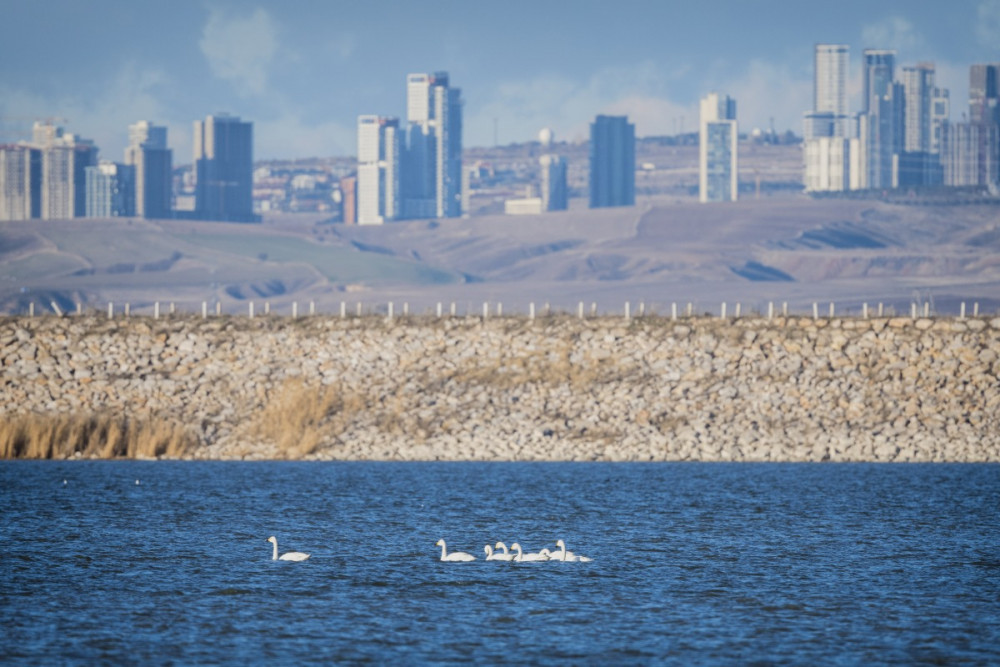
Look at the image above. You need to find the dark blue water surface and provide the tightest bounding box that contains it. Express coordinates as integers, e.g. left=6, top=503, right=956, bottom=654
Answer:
left=1, top=462, right=998, bottom=664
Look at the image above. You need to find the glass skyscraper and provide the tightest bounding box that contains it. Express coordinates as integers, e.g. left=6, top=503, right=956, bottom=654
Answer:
left=589, top=115, right=635, bottom=208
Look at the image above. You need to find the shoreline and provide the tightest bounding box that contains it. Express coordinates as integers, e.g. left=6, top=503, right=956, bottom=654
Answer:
left=3, top=314, right=999, bottom=462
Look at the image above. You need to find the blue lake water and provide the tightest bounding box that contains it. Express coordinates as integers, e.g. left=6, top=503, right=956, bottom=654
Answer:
left=1, top=461, right=998, bottom=664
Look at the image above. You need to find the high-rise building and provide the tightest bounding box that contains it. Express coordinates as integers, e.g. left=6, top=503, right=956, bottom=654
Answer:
left=896, top=63, right=945, bottom=186
left=403, top=72, right=462, bottom=219
left=808, top=44, right=851, bottom=139
left=699, top=94, right=738, bottom=203
left=193, top=114, right=254, bottom=222
left=861, top=50, right=904, bottom=189
left=125, top=121, right=172, bottom=219
left=0, top=144, right=41, bottom=221
left=85, top=161, right=135, bottom=217
left=539, top=154, right=568, bottom=211
left=589, top=115, right=635, bottom=208
left=969, top=63, right=1000, bottom=125
left=357, top=115, right=401, bottom=225
left=340, top=175, right=357, bottom=225
left=32, top=122, right=98, bottom=219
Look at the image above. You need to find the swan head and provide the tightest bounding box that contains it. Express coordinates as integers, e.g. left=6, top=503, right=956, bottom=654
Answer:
left=510, top=542, right=522, bottom=551
left=539, top=548, right=552, bottom=558
left=484, top=545, right=493, bottom=555
left=266, top=536, right=277, bottom=544
left=556, top=539, right=566, bottom=549
left=495, top=541, right=507, bottom=550
left=435, top=539, right=445, bottom=547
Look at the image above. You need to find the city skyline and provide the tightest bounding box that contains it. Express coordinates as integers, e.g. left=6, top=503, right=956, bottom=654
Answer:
left=1, top=1, right=998, bottom=161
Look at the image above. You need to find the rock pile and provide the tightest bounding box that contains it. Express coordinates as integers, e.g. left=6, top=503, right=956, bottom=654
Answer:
left=2, top=314, right=998, bottom=461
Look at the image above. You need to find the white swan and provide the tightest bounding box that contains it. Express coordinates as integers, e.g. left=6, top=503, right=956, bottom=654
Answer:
left=551, top=539, right=592, bottom=562
left=484, top=544, right=514, bottom=561
left=494, top=541, right=510, bottom=555
left=436, top=539, right=476, bottom=561
left=266, top=536, right=310, bottom=561
left=511, top=542, right=549, bottom=562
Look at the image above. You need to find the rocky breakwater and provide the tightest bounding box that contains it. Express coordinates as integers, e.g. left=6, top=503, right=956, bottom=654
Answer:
left=1, top=314, right=999, bottom=462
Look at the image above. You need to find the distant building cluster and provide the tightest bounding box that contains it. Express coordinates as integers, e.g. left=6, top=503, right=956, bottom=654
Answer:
left=1, top=114, right=255, bottom=222
left=804, top=44, right=1000, bottom=193
left=350, top=72, right=463, bottom=224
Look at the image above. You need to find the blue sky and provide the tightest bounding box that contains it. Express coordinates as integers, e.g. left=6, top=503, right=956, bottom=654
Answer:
left=1, top=0, right=998, bottom=161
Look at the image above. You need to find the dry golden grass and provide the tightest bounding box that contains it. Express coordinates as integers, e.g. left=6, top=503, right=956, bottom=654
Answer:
left=0, top=412, right=195, bottom=459
left=249, top=379, right=366, bottom=459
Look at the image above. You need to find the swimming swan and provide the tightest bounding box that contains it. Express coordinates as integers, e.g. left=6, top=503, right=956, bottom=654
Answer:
left=511, top=542, right=549, bottom=562
left=485, top=544, right=514, bottom=561
left=266, top=536, right=310, bottom=561
left=551, top=539, right=592, bottom=562
left=494, top=542, right=511, bottom=555
left=436, top=539, right=476, bottom=561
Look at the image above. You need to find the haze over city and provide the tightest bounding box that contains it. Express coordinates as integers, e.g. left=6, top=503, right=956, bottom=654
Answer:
left=2, top=0, right=999, bottom=160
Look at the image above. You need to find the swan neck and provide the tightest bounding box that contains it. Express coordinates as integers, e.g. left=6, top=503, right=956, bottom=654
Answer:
left=271, top=540, right=278, bottom=560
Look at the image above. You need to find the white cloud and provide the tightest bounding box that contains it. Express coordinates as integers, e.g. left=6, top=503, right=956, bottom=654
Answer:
left=199, top=7, right=278, bottom=97
left=978, top=0, right=1000, bottom=49
left=860, top=16, right=925, bottom=55
left=717, top=59, right=812, bottom=135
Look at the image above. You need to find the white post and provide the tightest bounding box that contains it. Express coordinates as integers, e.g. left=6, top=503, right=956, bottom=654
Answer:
left=51, top=301, right=63, bottom=317
left=591, top=303, right=597, bottom=317
left=829, top=302, right=834, bottom=318
left=202, top=301, right=207, bottom=319
left=450, top=302, right=456, bottom=317
left=878, top=303, right=884, bottom=317
left=497, top=302, right=502, bottom=317
left=216, top=302, right=221, bottom=316
left=639, top=301, right=645, bottom=317
left=264, top=302, right=270, bottom=315
left=125, top=303, right=130, bottom=318
left=404, top=302, right=409, bottom=316
left=309, top=301, right=315, bottom=316
left=76, top=302, right=82, bottom=316
left=812, top=302, right=819, bottom=320
left=923, top=302, right=929, bottom=317
left=341, top=301, right=346, bottom=319
left=960, top=302, right=966, bottom=319
left=974, top=302, right=979, bottom=317
left=734, top=302, right=741, bottom=318
left=578, top=302, right=584, bottom=319
left=154, top=302, right=160, bottom=319
left=29, top=302, right=35, bottom=317
left=357, top=302, right=362, bottom=317
left=721, top=302, right=727, bottom=319
left=249, top=302, right=254, bottom=319
left=292, top=302, right=298, bottom=319
left=782, top=302, right=788, bottom=316
left=482, top=302, right=488, bottom=319
left=529, top=302, right=535, bottom=320
left=624, top=302, right=631, bottom=320
left=388, top=302, right=394, bottom=320
left=911, top=302, right=917, bottom=319
left=170, top=302, right=176, bottom=315
left=672, top=302, right=678, bottom=321
left=544, top=302, right=550, bottom=316
left=108, top=302, right=113, bottom=319
left=863, top=303, right=869, bottom=319
left=436, top=302, right=442, bottom=318
left=768, top=302, right=774, bottom=320
left=687, top=302, right=693, bottom=317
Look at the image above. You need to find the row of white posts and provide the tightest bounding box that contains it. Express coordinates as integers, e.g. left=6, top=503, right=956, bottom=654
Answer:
left=25, top=299, right=984, bottom=320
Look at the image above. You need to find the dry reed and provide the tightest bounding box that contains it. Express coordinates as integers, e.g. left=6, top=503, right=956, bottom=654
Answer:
left=0, top=412, right=196, bottom=459
left=250, top=379, right=366, bottom=459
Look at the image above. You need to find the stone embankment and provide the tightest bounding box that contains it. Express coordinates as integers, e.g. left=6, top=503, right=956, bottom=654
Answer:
left=2, top=314, right=999, bottom=462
